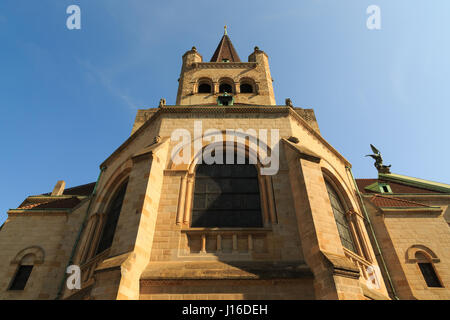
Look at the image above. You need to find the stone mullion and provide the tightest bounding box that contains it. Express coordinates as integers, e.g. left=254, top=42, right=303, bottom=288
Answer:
left=78, top=213, right=99, bottom=264
left=183, top=176, right=195, bottom=226
left=86, top=213, right=107, bottom=260
left=265, top=176, right=277, bottom=224
left=176, top=175, right=188, bottom=225
left=345, top=210, right=364, bottom=257
left=258, top=175, right=270, bottom=226
left=350, top=211, right=372, bottom=262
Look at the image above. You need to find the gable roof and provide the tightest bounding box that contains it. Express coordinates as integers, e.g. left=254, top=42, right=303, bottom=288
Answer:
left=42, top=182, right=96, bottom=197
left=18, top=197, right=82, bottom=210
left=356, top=179, right=442, bottom=194
left=14, top=182, right=96, bottom=211
left=379, top=173, right=450, bottom=194
left=210, top=34, right=241, bottom=62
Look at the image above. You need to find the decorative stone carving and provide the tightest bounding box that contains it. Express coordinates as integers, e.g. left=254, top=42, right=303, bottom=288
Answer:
left=285, top=98, right=293, bottom=107
left=365, top=144, right=391, bottom=174
left=153, top=136, right=162, bottom=144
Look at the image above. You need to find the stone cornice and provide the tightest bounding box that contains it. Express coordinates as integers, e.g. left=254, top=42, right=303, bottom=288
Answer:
left=282, top=138, right=321, bottom=163
left=378, top=207, right=442, bottom=215
left=192, top=62, right=257, bottom=69
left=24, top=195, right=87, bottom=200
left=8, top=209, right=69, bottom=216
left=140, top=261, right=313, bottom=281
left=321, top=251, right=360, bottom=280
left=101, top=105, right=351, bottom=169
left=287, top=108, right=351, bottom=168
left=131, top=137, right=169, bottom=163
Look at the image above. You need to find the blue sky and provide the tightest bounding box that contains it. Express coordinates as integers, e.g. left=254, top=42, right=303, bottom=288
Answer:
left=1, top=1, right=449, bottom=224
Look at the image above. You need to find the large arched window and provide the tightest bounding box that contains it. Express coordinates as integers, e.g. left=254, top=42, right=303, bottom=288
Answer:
left=191, top=153, right=263, bottom=228
left=96, top=181, right=128, bottom=254
left=325, top=180, right=357, bottom=253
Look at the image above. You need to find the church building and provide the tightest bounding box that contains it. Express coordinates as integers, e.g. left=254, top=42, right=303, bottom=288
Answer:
left=0, top=29, right=449, bottom=300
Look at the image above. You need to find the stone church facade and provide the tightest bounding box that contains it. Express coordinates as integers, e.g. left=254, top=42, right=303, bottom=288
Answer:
left=0, top=30, right=449, bottom=300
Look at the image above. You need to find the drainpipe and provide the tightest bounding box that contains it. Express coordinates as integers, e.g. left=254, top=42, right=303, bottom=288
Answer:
left=55, top=166, right=106, bottom=300
left=346, top=166, right=399, bottom=300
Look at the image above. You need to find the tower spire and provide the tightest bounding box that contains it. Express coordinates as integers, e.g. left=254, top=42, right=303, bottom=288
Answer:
left=210, top=27, right=241, bottom=62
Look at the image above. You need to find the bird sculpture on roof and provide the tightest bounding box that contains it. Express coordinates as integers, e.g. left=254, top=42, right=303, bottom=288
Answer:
left=365, top=144, right=391, bottom=174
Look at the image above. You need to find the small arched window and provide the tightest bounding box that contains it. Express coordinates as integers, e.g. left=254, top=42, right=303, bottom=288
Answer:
left=240, top=83, right=253, bottom=93
left=198, top=83, right=212, bottom=94
left=192, top=153, right=262, bottom=228
left=96, top=181, right=128, bottom=254
left=219, top=83, right=233, bottom=94
left=325, top=180, right=357, bottom=253
left=9, top=254, right=34, bottom=291
left=415, top=252, right=443, bottom=288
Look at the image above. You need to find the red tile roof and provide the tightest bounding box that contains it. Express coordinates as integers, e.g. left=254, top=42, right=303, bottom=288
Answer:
left=370, top=195, right=430, bottom=208
left=16, top=182, right=95, bottom=210
left=18, top=197, right=81, bottom=210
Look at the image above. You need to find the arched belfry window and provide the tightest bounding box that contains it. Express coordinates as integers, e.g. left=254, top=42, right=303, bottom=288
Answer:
left=191, top=153, right=263, bottom=228
left=325, top=180, right=357, bottom=253
left=240, top=83, right=253, bottom=93
left=219, top=83, right=233, bottom=94
left=198, top=83, right=212, bottom=93
left=198, top=83, right=212, bottom=94
left=96, top=181, right=128, bottom=254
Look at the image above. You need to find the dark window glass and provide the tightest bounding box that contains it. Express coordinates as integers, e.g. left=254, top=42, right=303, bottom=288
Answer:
left=9, top=265, right=33, bottom=290
left=192, top=153, right=262, bottom=228
left=240, top=83, right=253, bottom=93
left=219, top=83, right=232, bottom=93
left=198, top=83, right=211, bottom=93
left=418, top=263, right=442, bottom=287
left=325, top=180, right=357, bottom=253
left=96, top=181, right=128, bottom=254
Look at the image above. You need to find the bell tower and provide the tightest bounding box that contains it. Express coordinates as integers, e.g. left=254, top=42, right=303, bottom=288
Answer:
left=176, top=27, right=276, bottom=106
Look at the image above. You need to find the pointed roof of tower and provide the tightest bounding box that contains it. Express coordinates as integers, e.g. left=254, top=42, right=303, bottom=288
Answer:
left=210, top=26, right=241, bottom=62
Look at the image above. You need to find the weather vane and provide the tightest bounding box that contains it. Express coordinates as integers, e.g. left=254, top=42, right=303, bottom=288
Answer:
left=365, top=144, right=391, bottom=174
